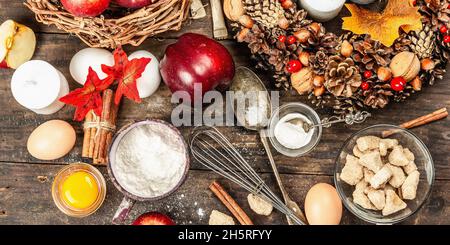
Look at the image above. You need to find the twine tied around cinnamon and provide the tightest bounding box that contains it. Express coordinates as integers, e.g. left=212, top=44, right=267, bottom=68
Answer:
left=83, top=113, right=116, bottom=139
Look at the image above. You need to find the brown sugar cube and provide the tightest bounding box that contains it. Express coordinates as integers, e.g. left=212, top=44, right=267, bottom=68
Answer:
left=340, top=155, right=364, bottom=185
left=382, top=189, right=407, bottom=216
left=401, top=170, right=420, bottom=200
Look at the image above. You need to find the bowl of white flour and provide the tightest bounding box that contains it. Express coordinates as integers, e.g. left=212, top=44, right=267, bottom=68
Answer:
left=108, top=120, right=190, bottom=202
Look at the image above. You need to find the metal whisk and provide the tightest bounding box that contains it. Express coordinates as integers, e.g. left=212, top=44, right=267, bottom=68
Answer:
left=190, top=126, right=305, bottom=225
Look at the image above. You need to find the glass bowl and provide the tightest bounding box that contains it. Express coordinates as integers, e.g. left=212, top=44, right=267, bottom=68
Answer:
left=52, top=162, right=106, bottom=218
left=268, top=102, right=322, bottom=157
left=334, top=124, right=434, bottom=224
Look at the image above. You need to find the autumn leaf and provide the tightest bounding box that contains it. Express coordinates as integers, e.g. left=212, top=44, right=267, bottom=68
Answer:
left=60, top=67, right=111, bottom=121
left=101, top=46, right=151, bottom=105
left=342, top=0, right=423, bottom=47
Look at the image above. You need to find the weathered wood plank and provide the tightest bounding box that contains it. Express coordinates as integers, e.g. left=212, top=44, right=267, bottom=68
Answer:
left=0, top=162, right=448, bottom=225
left=0, top=33, right=449, bottom=179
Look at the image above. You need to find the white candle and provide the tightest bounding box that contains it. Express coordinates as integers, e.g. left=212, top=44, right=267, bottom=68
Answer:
left=299, top=0, right=346, bottom=22
left=11, top=60, right=69, bottom=115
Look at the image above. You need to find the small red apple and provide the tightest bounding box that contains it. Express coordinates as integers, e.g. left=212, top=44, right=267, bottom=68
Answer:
left=114, top=0, right=153, bottom=8
left=160, top=33, right=235, bottom=103
left=132, top=212, right=175, bottom=225
left=61, top=0, right=111, bottom=17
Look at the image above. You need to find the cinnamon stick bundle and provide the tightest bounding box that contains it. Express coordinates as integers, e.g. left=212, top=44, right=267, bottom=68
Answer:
left=209, top=181, right=253, bottom=225
left=82, top=89, right=118, bottom=165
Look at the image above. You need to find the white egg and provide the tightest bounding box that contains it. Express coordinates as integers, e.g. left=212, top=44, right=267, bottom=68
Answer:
left=128, top=50, right=161, bottom=99
left=69, top=48, right=114, bottom=85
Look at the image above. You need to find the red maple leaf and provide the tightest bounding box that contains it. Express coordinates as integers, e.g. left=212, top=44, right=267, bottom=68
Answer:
left=102, top=46, right=151, bottom=105
left=59, top=67, right=112, bottom=121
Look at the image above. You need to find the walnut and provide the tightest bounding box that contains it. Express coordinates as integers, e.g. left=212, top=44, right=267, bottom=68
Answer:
left=291, top=67, right=314, bottom=95
left=223, top=0, right=245, bottom=21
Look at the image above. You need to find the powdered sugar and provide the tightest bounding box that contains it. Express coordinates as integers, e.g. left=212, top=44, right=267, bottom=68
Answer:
left=112, top=123, right=187, bottom=198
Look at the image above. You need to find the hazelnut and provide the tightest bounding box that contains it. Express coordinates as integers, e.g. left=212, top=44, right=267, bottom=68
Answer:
left=411, top=76, right=422, bottom=91
left=308, top=23, right=321, bottom=35
left=390, top=51, right=420, bottom=82
left=281, top=0, right=294, bottom=9
left=377, top=67, right=393, bottom=82
left=239, top=15, right=254, bottom=28
left=313, top=75, right=325, bottom=87
left=278, top=17, right=289, bottom=30
left=223, top=0, right=245, bottom=21
left=291, top=67, right=314, bottom=95
left=294, top=29, right=311, bottom=44
left=314, top=86, right=326, bottom=97
left=340, top=40, right=353, bottom=58
left=421, top=58, right=435, bottom=71
left=237, top=28, right=250, bottom=42
left=299, top=51, right=310, bottom=66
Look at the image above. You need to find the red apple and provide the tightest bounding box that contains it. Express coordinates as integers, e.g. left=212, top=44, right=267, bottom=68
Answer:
left=132, top=212, right=175, bottom=225
left=159, top=33, right=235, bottom=103
left=0, top=20, right=36, bottom=69
left=61, top=0, right=111, bottom=17
left=114, top=0, right=153, bottom=8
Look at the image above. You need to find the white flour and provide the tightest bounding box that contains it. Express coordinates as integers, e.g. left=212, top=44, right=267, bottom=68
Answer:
left=112, top=123, right=187, bottom=198
left=245, top=91, right=269, bottom=127
left=274, top=113, right=315, bottom=149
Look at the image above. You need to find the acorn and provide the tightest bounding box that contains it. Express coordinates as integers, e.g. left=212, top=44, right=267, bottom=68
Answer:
left=411, top=76, right=422, bottom=91
left=281, top=0, right=294, bottom=9
left=340, top=40, right=353, bottom=58
left=237, top=28, right=250, bottom=42
left=377, top=67, right=393, bottom=82
left=313, top=75, right=325, bottom=87
left=308, top=22, right=321, bottom=35
left=239, top=15, right=254, bottom=28
left=294, top=29, right=311, bottom=44
left=299, top=51, right=310, bottom=66
left=314, top=86, right=325, bottom=97
left=278, top=17, right=289, bottom=30
left=421, top=58, right=435, bottom=71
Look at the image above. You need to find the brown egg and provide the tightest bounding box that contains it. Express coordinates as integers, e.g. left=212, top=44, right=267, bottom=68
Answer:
left=27, top=120, right=76, bottom=160
left=305, top=183, right=342, bottom=225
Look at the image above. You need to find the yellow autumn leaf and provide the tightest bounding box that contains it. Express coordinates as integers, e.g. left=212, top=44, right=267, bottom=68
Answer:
left=342, top=0, right=423, bottom=47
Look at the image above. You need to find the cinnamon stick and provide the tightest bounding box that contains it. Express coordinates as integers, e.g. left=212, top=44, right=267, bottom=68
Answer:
left=93, top=89, right=114, bottom=165
left=82, top=110, right=93, bottom=158
left=382, top=108, right=448, bottom=137
left=88, top=110, right=97, bottom=158
left=209, top=181, right=253, bottom=225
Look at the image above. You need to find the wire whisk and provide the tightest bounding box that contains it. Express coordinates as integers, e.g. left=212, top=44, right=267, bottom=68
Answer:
left=190, top=126, right=305, bottom=225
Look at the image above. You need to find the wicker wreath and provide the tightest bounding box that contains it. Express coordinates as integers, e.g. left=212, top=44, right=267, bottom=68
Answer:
left=25, top=0, right=191, bottom=48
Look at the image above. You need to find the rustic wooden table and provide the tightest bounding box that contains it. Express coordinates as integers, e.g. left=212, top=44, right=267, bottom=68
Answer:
left=0, top=1, right=449, bottom=225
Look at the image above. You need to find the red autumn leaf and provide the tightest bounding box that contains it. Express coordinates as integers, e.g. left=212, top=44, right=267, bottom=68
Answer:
left=102, top=46, right=151, bottom=105
left=59, top=67, right=111, bottom=121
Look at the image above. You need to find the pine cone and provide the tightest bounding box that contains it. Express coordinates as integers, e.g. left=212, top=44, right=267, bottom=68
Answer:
left=393, top=33, right=412, bottom=54
left=325, top=55, right=362, bottom=98
left=309, top=49, right=328, bottom=75
left=352, top=36, right=393, bottom=71
left=417, top=0, right=450, bottom=30
left=362, top=83, right=393, bottom=109
left=332, top=96, right=364, bottom=116
left=420, top=59, right=446, bottom=85
left=408, top=24, right=435, bottom=59
left=287, top=9, right=312, bottom=31
left=244, top=0, right=285, bottom=29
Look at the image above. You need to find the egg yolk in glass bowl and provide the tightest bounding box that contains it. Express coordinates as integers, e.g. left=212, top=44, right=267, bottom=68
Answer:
left=61, top=171, right=99, bottom=210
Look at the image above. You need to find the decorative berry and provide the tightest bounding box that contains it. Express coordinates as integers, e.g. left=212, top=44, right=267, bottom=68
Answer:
left=278, top=35, right=287, bottom=43
left=363, top=71, right=373, bottom=79
left=286, top=60, right=302, bottom=73
left=287, top=35, right=297, bottom=45
left=411, top=0, right=417, bottom=6
left=440, top=25, right=448, bottom=34
left=278, top=0, right=287, bottom=2
left=390, top=77, right=406, bottom=91
left=444, top=35, right=450, bottom=43
left=361, top=82, right=370, bottom=91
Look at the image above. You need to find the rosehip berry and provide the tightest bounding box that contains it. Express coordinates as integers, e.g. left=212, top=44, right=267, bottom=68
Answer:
left=363, top=71, right=373, bottom=79
left=440, top=25, right=448, bottom=34
left=444, top=35, right=450, bottom=43
left=411, top=0, right=417, bottom=6
left=278, top=0, right=287, bottom=2
left=390, top=77, right=406, bottom=92
left=361, top=82, right=370, bottom=91
left=287, top=35, right=297, bottom=45
left=286, top=60, right=302, bottom=73
left=278, top=35, right=287, bottom=43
